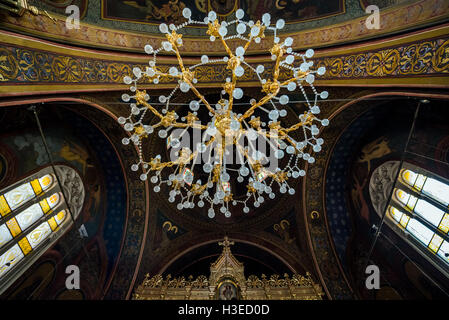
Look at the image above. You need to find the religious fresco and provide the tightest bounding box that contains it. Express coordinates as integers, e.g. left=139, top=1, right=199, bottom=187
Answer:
left=102, top=0, right=191, bottom=24
left=327, top=99, right=449, bottom=299
left=265, top=209, right=297, bottom=247
left=152, top=209, right=186, bottom=254
left=2, top=1, right=448, bottom=56
left=241, top=0, right=344, bottom=23
left=101, top=0, right=343, bottom=25
left=27, top=0, right=89, bottom=18
left=359, top=0, right=416, bottom=9
left=0, top=107, right=127, bottom=299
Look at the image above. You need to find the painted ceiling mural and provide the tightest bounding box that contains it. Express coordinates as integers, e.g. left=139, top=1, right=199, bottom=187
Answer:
left=359, top=0, right=415, bottom=9
left=3, top=0, right=447, bottom=53
left=101, top=0, right=344, bottom=26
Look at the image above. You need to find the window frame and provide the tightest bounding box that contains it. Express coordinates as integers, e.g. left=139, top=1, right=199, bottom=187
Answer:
left=370, top=161, right=449, bottom=279
left=0, top=165, right=85, bottom=295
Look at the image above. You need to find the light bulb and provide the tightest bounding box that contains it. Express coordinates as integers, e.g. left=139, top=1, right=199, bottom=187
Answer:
left=208, top=11, right=217, bottom=21
left=235, top=66, right=244, bottom=77
left=237, top=23, right=246, bottom=34
left=159, top=23, right=168, bottom=33
left=262, top=13, right=271, bottom=25
left=240, top=166, right=249, bottom=176
left=123, top=76, right=132, bottom=84
left=306, top=74, right=315, bottom=84
left=162, top=41, right=172, bottom=51
left=133, top=67, right=142, bottom=78
left=144, top=44, right=153, bottom=54
left=236, top=8, right=244, bottom=19
left=180, top=81, right=190, bottom=92
left=305, top=48, right=314, bottom=58
left=279, top=95, right=289, bottom=105
left=287, top=82, right=296, bottom=91
left=320, top=91, right=329, bottom=99
left=276, top=19, right=285, bottom=29
left=233, top=88, right=243, bottom=99
left=235, top=46, right=245, bottom=57
left=251, top=26, right=260, bottom=37
left=285, top=55, right=294, bottom=64
left=189, top=100, right=200, bottom=111
left=275, top=150, right=284, bottom=159
left=182, top=8, right=191, bottom=18
left=317, top=67, right=326, bottom=75
left=219, top=26, right=227, bottom=36
left=118, top=117, right=126, bottom=124
left=169, top=67, right=178, bottom=76
left=269, top=109, right=279, bottom=120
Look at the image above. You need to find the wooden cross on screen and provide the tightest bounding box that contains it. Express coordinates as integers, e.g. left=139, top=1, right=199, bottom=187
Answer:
left=219, top=236, right=234, bottom=249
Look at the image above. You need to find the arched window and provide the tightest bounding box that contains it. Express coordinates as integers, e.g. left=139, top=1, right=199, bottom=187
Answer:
left=370, top=161, right=449, bottom=270
left=0, top=165, right=85, bottom=294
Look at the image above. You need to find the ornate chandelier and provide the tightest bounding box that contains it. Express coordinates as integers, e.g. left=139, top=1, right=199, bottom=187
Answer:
left=118, top=8, right=329, bottom=219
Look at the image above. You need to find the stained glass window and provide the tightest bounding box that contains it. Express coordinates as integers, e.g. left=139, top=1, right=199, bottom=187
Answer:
left=0, top=193, right=61, bottom=249
left=0, top=174, right=54, bottom=217
left=0, top=166, right=83, bottom=291
left=387, top=166, right=449, bottom=268
left=0, top=245, right=24, bottom=278
left=402, top=169, right=449, bottom=206
left=0, top=210, right=67, bottom=277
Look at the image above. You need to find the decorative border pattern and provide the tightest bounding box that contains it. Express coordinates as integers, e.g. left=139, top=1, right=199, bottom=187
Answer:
left=0, top=0, right=447, bottom=53
left=0, top=26, right=448, bottom=95
left=303, top=99, right=372, bottom=299
left=62, top=100, right=148, bottom=300
left=315, top=38, right=449, bottom=79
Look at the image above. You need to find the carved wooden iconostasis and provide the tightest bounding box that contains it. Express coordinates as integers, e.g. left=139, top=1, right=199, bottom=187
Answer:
left=133, top=236, right=324, bottom=300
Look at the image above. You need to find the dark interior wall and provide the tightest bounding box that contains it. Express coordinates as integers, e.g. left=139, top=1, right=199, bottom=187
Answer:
left=0, top=104, right=127, bottom=300
left=164, top=241, right=292, bottom=278
left=333, top=98, right=449, bottom=299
